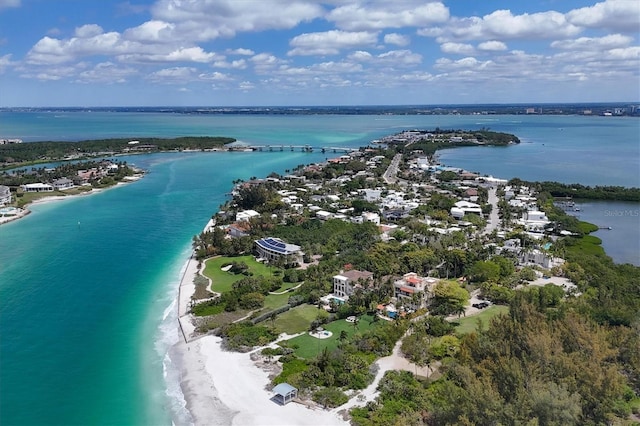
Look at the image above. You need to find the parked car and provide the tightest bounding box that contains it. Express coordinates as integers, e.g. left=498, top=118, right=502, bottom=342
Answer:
left=472, top=302, right=490, bottom=309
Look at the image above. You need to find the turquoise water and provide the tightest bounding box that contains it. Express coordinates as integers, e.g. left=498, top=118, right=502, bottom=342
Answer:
left=0, top=113, right=638, bottom=425
left=0, top=151, right=329, bottom=425
left=2, top=111, right=638, bottom=187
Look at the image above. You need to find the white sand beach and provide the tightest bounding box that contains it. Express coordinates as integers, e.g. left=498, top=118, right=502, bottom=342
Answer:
left=173, top=223, right=348, bottom=426
left=179, top=336, right=349, bottom=426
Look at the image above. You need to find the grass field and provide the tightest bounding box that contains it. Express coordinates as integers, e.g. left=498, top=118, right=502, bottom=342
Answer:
left=202, top=255, right=278, bottom=293
left=263, top=291, right=292, bottom=310
left=273, top=304, right=322, bottom=334
left=282, top=314, right=381, bottom=359
left=453, top=305, right=509, bottom=334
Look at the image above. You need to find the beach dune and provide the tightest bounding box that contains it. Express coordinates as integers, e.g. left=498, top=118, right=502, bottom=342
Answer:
left=177, top=336, right=348, bottom=426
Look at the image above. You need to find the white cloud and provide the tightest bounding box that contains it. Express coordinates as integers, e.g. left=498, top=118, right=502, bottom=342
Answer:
left=551, top=34, right=633, bottom=51
left=227, top=48, right=254, bottom=56
left=384, top=33, right=410, bottom=46
left=26, top=32, right=123, bottom=64
left=435, top=56, right=492, bottom=71
left=198, top=71, right=233, bottom=81
left=437, top=9, right=581, bottom=41
left=118, top=46, right=219, bottom=63
left=164, top=47, right=218, bottom=62
left=75, top=24, right=104, bottom=38
left=250, top=53, right=288, bottom=73
left=440, top=42, right=475, bottom=55
left=147, top=66, right=196, bottom=83
left=0, top=53, right=13, bottom=73
left=150, top=0, right=324, bottom=41
left=348, top=50, right=374, bottom=62
left=213, top=59, right=247, bottom=69
left=288, top=30, right=378, bottom=56
left=123, top=20, right=176, bottom=43
left=328, top=1, right=449, bottom=31
left=477, top=40, right=507, bottom=52
left=567, top=0, right=640, bottom=32
left=377, top=49, right=422, bottom=66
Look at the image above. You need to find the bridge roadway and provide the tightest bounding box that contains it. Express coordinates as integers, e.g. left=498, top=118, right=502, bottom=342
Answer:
left=246, top=144, right=358, bottom=153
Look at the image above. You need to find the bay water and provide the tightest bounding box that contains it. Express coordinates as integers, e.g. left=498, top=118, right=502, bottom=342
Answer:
left=0, top=112, right=638, bottom=425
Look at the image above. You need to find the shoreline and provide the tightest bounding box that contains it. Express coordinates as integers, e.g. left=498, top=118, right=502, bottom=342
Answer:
left=0, top=176, right=142, bottom=227
left=171, top=221, right=349, bottom=426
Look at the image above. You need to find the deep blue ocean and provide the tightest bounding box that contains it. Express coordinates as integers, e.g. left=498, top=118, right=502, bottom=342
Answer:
left=0, top=112, right=638, bottom=425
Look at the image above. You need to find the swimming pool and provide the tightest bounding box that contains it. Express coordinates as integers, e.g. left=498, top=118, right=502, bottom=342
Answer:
left=0, top=207, right=18, bottom=216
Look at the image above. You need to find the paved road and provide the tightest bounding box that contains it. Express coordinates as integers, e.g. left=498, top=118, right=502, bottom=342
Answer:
left=382, top=153, right=401, bottom=184
left=383, top=154, right=403, bottom=184
left=483, top=186, right=500, bottom=235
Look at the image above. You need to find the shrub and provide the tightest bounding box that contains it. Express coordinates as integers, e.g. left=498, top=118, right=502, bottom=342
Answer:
left=312, top=387, right=349, bottom=408
left=239, top=292, right=265, bottom=309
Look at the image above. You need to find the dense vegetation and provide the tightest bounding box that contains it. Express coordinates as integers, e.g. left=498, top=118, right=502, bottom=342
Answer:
left=352, top=297, right=640, bottom=425
left=276, top=320, right=408, bottom=407
left=0, top=136, right=235, bottom=166
left=350, top=234, right=640, bottom=425
left=187, top=146, right=639, bottom=424
left=397, top=129, right=519, bottom=156
left=0, top=160, right=134, bottom=187
left=511, top=178, right=640, bottom=201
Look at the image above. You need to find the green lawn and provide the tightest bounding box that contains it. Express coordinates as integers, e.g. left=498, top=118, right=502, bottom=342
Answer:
left=282, top=314, right=381, bottom=359
left=453, top=305, right=509, bottom=334
left=203, top=255, right=278, bottom=293
left=263, top=291, right=292, bottom=310
left=274, top=304, right=322, bottom=334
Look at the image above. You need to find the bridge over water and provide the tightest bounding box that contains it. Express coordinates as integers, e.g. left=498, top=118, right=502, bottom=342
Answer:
left=244, top=145, right=359, bottom=153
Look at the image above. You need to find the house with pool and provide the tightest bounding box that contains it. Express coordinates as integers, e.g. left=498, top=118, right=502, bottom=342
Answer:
left=393, top=272, right=439, bottom=310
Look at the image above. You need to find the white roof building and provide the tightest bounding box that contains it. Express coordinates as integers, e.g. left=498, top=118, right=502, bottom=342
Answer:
left=450, top=200, right=482, bottom=219
left=236, top=209, right=261, bottom=222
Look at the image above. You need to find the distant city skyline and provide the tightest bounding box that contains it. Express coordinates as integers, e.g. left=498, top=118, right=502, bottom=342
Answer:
left=0, top=0, right=638, bottom=107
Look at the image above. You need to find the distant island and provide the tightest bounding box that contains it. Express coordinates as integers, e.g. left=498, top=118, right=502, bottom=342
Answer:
left=0, top=136, right=235, bottom=170
left=1, top=102, right=639, bottom=117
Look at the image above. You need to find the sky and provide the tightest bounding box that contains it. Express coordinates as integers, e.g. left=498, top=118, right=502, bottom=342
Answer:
left=0, top=0, right=638, bottom=107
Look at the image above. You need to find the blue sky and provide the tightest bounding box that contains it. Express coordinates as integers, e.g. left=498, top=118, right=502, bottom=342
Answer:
left=0, top=0, right=638, bottom=106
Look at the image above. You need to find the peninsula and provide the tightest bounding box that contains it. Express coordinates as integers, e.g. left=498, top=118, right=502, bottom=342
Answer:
left=174, top=132, right=640, bottom=425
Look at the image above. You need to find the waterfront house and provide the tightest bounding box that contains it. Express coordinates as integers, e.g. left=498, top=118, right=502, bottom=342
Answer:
left=254, top=237, right=303, bottom=266
left=228, top=221, right=251, bottom=238
left=333, top=269, right=374, bottom=299
left=20, top=183, right=53, bottom=192
left=52, top=178, right=74, bottom=191
left=0, top=185, right=11, bottom=205
left=236, top=209, right=260, bottom=222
